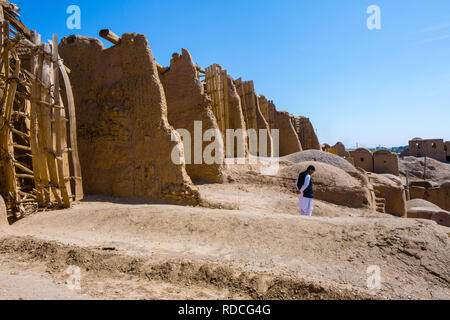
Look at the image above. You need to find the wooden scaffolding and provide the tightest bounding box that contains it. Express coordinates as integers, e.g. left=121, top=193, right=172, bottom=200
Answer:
left=0, top=1, right=82, bottom=222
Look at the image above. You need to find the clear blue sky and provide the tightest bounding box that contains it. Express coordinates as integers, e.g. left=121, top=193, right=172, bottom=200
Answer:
left=19, top=0, right=450, bottom=148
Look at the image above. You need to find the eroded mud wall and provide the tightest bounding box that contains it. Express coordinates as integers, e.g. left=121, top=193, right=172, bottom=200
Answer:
left=290, top=116, right=321, bottom=150
left=235, top=79, right=272, bottom=156
left=59, top=34, right=199, bottom=204
left=160, top=50, right=225, bottom=183
left=205, top=64, right=248, bottom=159
left=275, top=111, right=302, bottom=156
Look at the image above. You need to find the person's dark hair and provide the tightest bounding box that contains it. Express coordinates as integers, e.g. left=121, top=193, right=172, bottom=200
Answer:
left=307, top=165, right=316, bottom=172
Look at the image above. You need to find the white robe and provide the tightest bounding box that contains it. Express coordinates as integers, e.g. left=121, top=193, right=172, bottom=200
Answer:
left=296, top=173, right=313, bottom=216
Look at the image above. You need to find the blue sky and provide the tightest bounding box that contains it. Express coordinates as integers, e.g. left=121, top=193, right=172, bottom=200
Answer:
left=19, top=0, right=450, bottom=148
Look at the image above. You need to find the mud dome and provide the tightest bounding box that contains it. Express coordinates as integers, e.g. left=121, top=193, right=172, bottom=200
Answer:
left=59, top=34, right=199, bottom=204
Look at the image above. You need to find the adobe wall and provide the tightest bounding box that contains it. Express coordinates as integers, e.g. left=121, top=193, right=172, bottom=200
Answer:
left=403, top=138, right=447, bottom=162
left=204, top=64, right=248, bottom=158
left=59, top=34, right=199, bottom=204
left=159, top=50, right=226, bottom=183
left=258, top=95, right=270, bottom=128
left=275, top=111, right=302, bottom=156
left=257, top=96, right=302, bottom=156
left=410, top=182, right=450, bottom=211
left=235, top=79, right=272, bottom=156
left=373, top=150, right=399, bottom=176
left=370, top=174, right=407, bottom=217
left=224, top=73, right=248, bottom=158
left=290, top=116, right=321, bottom=150
left=446, top=141, right=450, bottom=160
left=332, top=142, right=349, bottom=158
left=349, top=148, right=374, bottom=172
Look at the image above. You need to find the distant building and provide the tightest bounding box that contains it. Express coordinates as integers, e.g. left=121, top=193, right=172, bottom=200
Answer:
left=349, top=148, right=399, bottom=176
left=400, top=138, right=450, bottom=162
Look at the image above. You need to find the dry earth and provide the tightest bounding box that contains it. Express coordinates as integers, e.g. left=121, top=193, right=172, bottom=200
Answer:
left=0, top=178, right=449, bottom=300
left=399, top=156, right=450, bottom=183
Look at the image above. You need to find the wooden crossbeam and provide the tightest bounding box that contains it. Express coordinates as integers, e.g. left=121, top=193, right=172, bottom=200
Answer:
left=99, top=29, right=121, bottom=45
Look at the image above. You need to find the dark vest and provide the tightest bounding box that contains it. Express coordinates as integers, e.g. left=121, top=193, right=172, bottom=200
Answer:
left=297, top=171, right=314, bottom=199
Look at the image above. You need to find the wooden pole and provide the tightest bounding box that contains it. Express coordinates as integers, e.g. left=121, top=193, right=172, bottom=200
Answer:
left=99, top=29, right=121, bottom=45
left=223, top=69, right=229, bottom=132
left=58, top=58, right=83, bottom=201
left=40, top=42, right=62, bottom=205
left=52, top=34, right=71, bottom=207
left=0, top=22, right=20, bottom=211
left=29, top=30, right=48, bottom=206
left=0, top=195, right=8, bottom=226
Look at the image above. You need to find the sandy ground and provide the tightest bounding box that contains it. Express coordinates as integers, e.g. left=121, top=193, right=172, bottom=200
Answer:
left=0, top=180, right=449, bottom=300
left=0, top=266, right=90, bottom=300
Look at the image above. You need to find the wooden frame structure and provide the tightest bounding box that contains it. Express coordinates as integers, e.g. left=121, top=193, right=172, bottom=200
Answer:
left=0, top=1, right=82, bottom=221
left=205, top=64, right=230, bottom=134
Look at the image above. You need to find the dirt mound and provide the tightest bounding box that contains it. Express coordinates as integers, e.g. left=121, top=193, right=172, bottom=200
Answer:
left=407, top=199, right=450, bottom=227
left=0, top=236, right=375, bottom=300
left=407, top=199, right=441, bottom=211
left=282, top=150, right=358, bottom=174
left=1, top=194, right=450, bottom=299
left=399, top=156, right=450, bottom=183
left=279, top=161, right=372, bottom=208
left=368, top=173, right=407, bottom=217
left=280, top=162, right=360, bottom=188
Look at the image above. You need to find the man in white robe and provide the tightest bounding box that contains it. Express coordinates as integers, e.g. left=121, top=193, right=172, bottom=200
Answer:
left=296, top=165, right=316, bottom=216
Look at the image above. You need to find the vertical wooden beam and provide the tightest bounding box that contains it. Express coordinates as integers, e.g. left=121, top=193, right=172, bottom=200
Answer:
left=223, top=69, right=229, bottom=132
left=58, top=58, right=83, bottom=201
left=0, top=195, right=8, bottom=226
left=52, top=34, right=71, bottom=207
left=29, top=30, right=49, bottom=206
left=0, top=22, right=20, bottom=210
left=40, top=43, right=62, bottom=206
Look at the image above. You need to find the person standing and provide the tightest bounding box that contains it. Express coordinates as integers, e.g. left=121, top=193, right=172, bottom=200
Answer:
left=296, top=165, right=316, bottom=216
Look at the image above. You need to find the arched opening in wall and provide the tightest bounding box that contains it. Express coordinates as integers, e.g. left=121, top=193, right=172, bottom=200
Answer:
left=432, top=143, right=437, bottom=149
left=416, top=143, right=421, bottom=150
left=360, top=158, right=365, bottom=162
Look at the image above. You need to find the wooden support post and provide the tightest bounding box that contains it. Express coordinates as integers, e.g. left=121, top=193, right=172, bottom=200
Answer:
left=99, top=29, right=121, bottom=45
left=29, top=30, right=48, bottom=206
left=40, top=43, right=62, bottom=205
left=0, top=22, right=20, bottom=210
left=58, top=57, right=83, bottom=201
left=223, top=70, right=229, bottom=133
left=0, top=195, right=8, bottom=226
left=52, top=34, right=71, bottom=208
